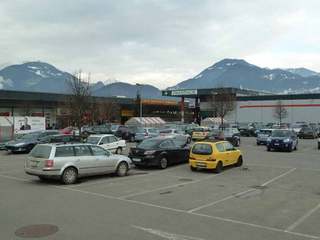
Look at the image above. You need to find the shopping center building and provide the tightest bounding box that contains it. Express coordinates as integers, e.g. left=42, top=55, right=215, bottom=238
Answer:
left=162, top=88, right=320, bottom=124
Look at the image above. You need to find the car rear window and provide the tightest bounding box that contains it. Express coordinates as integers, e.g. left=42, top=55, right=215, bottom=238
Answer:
left=30, top=145, right=52, bottom=158
left=192, top=144, right=212, bottom=155
left=55, top=146, right=75, bottom=157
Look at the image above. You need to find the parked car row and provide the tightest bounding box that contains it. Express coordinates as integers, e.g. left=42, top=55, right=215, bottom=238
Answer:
left=24, top=134, right=244, bottom=184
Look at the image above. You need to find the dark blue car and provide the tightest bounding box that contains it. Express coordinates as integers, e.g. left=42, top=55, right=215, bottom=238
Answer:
left=266, top=129, right=298, bottom=152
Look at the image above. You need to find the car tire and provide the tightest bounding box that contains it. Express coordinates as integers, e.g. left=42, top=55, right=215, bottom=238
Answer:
left=257, top=142, right=260, bottom=146
left=235, top=156, right=243, bottom=167
left=236, top=139, right=240, bottom=147
left=159, top=157, right=168, bottom=169
left=187, top=137, right=191, bottom=144
left=214, top=161, right=223, bottom=173
left=190, top=165, right=197, bottom=171
left=61, top=167, right=78, bottom=185
left=116, top=147, right=122, bottom=154
left=116, top=162, right=129, bottom=177
left=267, top=147, right=271, bottom=151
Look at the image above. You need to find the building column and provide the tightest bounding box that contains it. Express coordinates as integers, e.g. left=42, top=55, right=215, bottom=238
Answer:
left=194, top=97, right=201, bottom=125
left=181, top=96, right=185, bottom=123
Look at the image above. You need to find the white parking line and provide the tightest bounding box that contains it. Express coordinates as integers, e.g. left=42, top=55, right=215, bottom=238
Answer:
left=260, top=168, right=296, bottom=186
left=187, top=168, right=296, bottom=213
left=118, top=173, right=219, bottom=199
left=0, top=173, right=30, bottom=182
left=286, top=202, right=320, bottom=232
left=56, top=186, right=320, bottom=239
left=0, top=172, right=318, bottom=239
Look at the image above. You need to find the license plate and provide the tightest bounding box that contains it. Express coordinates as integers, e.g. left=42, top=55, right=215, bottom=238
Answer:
left=31, top=161, right=39, bottom=167
left=132, top=158, right=141, bottom=162
left=196, top=162, right=206, bottom=168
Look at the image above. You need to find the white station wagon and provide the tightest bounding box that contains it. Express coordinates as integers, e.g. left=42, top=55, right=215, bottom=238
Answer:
left=25, top=143, right=132, bottom=184
left=86, top=134, right=126, bottom=154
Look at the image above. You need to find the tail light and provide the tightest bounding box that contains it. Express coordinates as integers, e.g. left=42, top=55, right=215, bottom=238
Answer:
left=45, top=160, right=54, bottom=168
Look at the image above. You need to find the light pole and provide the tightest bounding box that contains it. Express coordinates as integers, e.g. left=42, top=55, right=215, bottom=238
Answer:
left=136, top=84, right=143, bottom=121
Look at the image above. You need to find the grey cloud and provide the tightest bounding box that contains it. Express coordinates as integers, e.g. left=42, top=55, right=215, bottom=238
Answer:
left=0, top=0, right=319, bottom=88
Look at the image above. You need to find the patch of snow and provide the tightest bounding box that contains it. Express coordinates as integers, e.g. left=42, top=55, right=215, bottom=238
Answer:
left=0, top=76, right=13, bottom=89
left=194, top=74, right=202, bottom=79
left=27, top=66, right=39, bottom=70
left=207, top=66, right=214, bottom=70
left=263, top=74, right=274, bottom=80
left=34, top=70, right=48, bottom=78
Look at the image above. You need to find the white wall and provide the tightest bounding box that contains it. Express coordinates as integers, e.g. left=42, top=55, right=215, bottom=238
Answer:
left=236, top=99, right=320, bottom=123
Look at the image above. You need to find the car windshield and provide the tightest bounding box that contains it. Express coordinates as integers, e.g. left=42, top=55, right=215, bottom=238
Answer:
left=223, top=128, right=234, bottom=135
left=271, top=130, right=291, bottom=137
left=86, top=136, right=101, bottom=144
left=20, top=132, right=41, bottom=140
left=260, top=130, right=272, bottom=134
left=192, top=143, right=212, bottom=155
left=136, top=128, right=145, bottom=133
left=148, top=128, right=158, bottom=133
left=111, top=125, right=119, bottom=130
left=137, top=139, right=161, bottom=149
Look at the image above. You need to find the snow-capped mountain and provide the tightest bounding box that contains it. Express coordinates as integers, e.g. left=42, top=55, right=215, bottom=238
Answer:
left=0, top=61, right=74, bottom=93
left=285, top=68, right=320, bottom=78
left=0, top=61, right=165, bottom=98
left=1, top=60, right=320, bottom=96
left=171, top=59, right=320, bottom=93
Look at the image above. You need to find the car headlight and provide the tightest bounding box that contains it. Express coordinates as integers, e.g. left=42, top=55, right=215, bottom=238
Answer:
left=15, top=142, right=26, bottom=147
left=144, top=150, right=156, bottom=155
left=283, top=138, right=291, bottom=143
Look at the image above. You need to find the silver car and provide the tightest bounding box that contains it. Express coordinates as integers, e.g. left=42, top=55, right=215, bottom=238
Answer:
left=25, top=143, right=132, bottom=184
left=135, top=127, right=160, bottom=142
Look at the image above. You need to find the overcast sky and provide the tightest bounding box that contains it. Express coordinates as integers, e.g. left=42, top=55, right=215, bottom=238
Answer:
left=1, top=0, right=319, bottom=89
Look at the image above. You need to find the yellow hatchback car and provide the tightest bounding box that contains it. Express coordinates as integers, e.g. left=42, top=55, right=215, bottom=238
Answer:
left=189, top=141, right=243, bottom=173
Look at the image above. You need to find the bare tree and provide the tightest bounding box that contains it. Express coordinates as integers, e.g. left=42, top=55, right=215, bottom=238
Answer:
left=210, top=89, right=236, bottom=128
left=67, top=71, right=91, bottom=135
left=273, top=100, right=288, bottom=125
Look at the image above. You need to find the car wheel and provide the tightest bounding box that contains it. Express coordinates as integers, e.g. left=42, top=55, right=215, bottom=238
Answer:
left=236, top=139, right=240, bottom=147
left=159, top=157, right=168, bottom=169
left=187, top=137, right=191, bottom=144
left=116, top=162, right=129, bottom=177
left=61, top=167, right=78, bottom=184
left=267, top=147, right=271, bottom=151
left=190, top=165, right=197, bottom=172
left=257, top=142, right=260, bottom=146
left=116, top=147, right=122, bottom=154
left=214, top=161, right=223, bottom=173
left=235, top=156, right=243, bottom=167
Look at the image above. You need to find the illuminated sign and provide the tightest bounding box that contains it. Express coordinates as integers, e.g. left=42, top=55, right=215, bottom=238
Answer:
left=170, top=89, right=198, bottom=96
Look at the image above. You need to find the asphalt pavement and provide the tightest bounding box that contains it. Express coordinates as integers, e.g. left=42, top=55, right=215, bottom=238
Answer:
left=0, top=137, right=320, bottom=240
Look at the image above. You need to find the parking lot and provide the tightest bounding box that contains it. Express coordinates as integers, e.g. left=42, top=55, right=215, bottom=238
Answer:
left=1, top=137, right=320, bottom=240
